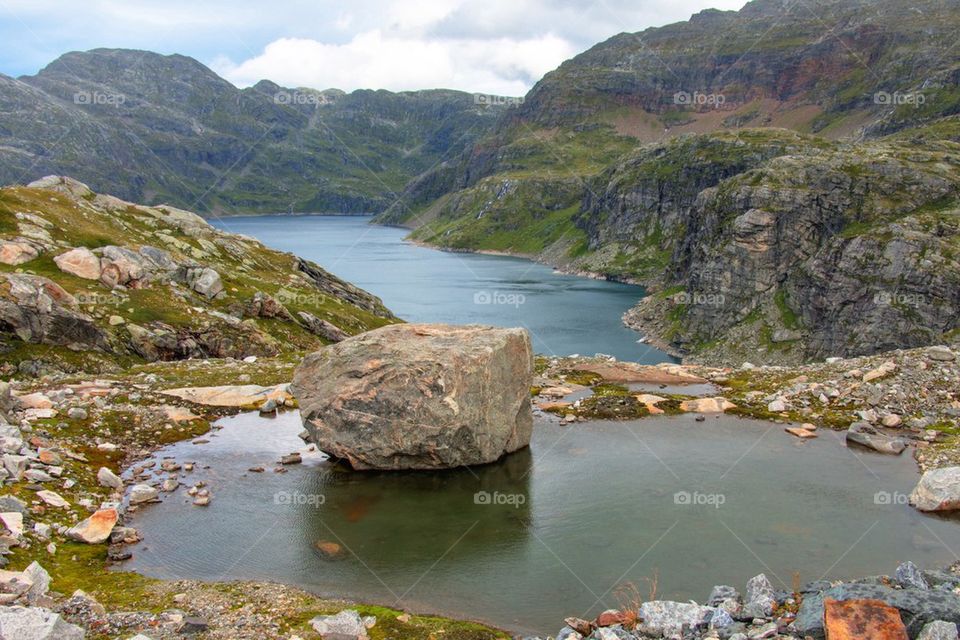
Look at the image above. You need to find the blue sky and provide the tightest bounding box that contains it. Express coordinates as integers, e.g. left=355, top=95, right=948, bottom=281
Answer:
left=0, top=0, right=746, bottom=94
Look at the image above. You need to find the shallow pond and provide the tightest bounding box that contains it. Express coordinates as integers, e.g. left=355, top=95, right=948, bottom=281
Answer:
left=126, top=412, right=960, bottom=635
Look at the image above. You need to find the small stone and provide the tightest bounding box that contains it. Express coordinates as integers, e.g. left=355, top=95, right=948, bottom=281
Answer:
left=108, top=315, right=125, bottom=326
left=97, top=467, right=123, bottom=490
left=310, top=609, right=368, bottom=638
left=36, top=490, right=69, bottom=508
left=767, top=399, right=787, bottom=412
left=192, top=495, right=210, bottom=506
left=895, top=561, right=929, bottom=590
left=66, top=407, right=88, bottom=420
left=882, top=414, right=902, bottom=428
left=0, top=512, right=24, bottom=537
left=280, top=453, right=302, bottom=465
left=179, top=616, right=209, bottom=634
left=128, top=484, right=159, bottom=504
left=786, top=427, right=817, bottom=439
left=926, top=346, right=956, bottom=362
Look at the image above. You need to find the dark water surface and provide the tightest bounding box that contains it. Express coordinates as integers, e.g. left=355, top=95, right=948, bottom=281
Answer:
left=211, top=215, right=670, bottom=363
left=127, top=412, right=960, bottom=635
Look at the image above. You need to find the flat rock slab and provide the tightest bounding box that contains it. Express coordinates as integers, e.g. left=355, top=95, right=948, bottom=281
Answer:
left=162, top=384, right=291, bottom=408
left=797, top=583, right=960, bottom=639
left=786, top=427, right=818, bottom=438
left=824, top=598, right=908, bottom=640
left=573, top=362, right=705, bottom=384
left=293, top=324, right=533, bottom=470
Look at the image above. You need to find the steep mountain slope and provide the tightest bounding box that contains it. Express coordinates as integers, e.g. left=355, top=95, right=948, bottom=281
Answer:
left=376, top=0, right=960, bottom=363
left=0, top=49, right=504, bottom=215
left=0, top=176, right=397, bottom=376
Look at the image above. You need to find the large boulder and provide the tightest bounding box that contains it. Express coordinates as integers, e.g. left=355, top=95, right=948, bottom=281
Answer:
left=911, top=467, right=960, bottom=512
left=292, top=324, right=533, bottom=470
left=0, top=239, right=41, bottom=266
left=53, top=247, right=101, bottom=280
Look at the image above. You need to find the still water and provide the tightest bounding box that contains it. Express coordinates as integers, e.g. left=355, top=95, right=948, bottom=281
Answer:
left=212, top=215, right=670, bottom=363
left=127, top=412, right=959, bottom=635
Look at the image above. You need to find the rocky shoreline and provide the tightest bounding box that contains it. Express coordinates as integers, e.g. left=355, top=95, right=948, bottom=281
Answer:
left=0, top=340, right=958, bottom=638
left=524, top=561, right=960, bottom=640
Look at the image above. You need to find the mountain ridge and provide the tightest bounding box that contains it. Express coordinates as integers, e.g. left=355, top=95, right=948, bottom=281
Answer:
left=0, top=48, right=506, bottom=215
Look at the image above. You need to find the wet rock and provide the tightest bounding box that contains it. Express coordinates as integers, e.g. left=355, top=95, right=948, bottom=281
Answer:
left=128, top=484, right=159, bottom=504
left=314, top=540, right=344, bottom=559
left=293, top=324, right=534, bottom=470
left=66, top=508, right=118, bottom=544
left=54, top=247, right=101, bottom=280
left=0, top=606, right=85, bottom=639
left=846, top=421, right=907, bottom=455
left=280, top=453, right=301, bottom=465
left=563, top=617, right=593, bottom=636
left=896, top=561, right=930, bottom=590
left=823, top=598, right=908, bottom=640
left=910, top=467, right=960, bottom=512
left=97, top=467, right=123, bottom=490
left=785, top=427, right=817, bottom=439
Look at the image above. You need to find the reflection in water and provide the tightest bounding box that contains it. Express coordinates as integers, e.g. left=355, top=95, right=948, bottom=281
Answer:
left=126, top=411, right=960, bottom=636
left=296, top=450, right=533, bottom=570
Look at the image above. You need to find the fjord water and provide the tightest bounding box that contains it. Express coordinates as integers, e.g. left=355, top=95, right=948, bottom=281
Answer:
left=212, top=215, right=670, bottom=363
left=128, top=412, right=960, bottom=635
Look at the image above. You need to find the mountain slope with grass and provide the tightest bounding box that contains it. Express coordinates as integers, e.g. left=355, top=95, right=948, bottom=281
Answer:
left=0, top=175, right=398, bottom=377
left=376, top=0, right=960, bottom=363
left=0, top=49, right=504, bottom=215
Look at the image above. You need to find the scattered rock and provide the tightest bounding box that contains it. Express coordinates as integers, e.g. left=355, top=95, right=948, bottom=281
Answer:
left=743, top=573, right=776, bottom=618
left=35, top=490, right=69, bottom=508
left=926, top=346, right=956, bottom=362
left=128, top=483, right=159, bottom=504
left=786, top=427, right=817, bottom=439
left=637, top=601, right=719, bottom=638
left=846, top=422, right=907, bottom=455
left=97, top=467, right=123, bottom=490
left=66, top=508, right=119, bottom=544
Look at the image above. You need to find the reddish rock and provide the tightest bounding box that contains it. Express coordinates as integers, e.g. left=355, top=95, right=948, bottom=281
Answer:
left=66, top=508, right=119, bottom=544
left=823, top=598, right=908, bottom=640
left=785, top=427, right=818, bottom=439
left=595, top=609, right=626, bottom=627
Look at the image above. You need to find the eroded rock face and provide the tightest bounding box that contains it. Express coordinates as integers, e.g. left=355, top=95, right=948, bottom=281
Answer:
left=0, top=274, right=110, bottom=350
left=292, top=324, right=533, bottom=470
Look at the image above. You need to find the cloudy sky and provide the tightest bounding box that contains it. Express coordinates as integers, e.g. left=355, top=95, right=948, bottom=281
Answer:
left=0, top=0, right=746, bottom=94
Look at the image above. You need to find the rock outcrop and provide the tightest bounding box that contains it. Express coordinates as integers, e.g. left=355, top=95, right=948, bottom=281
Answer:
left=292, top=324, right=534, bottom=470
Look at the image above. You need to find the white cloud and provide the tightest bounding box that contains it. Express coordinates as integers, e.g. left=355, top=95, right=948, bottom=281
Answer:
left=214, top=31, right=577, bottom=95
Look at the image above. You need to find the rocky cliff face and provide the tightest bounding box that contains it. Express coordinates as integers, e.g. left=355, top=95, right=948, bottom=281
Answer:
left=0, top=49, right=503, bottom=215
left=622, top=132, right=960, bottom=362
left=0, top=176, right=397, bottom=376
left=380, top=0, right=960, bottom=363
